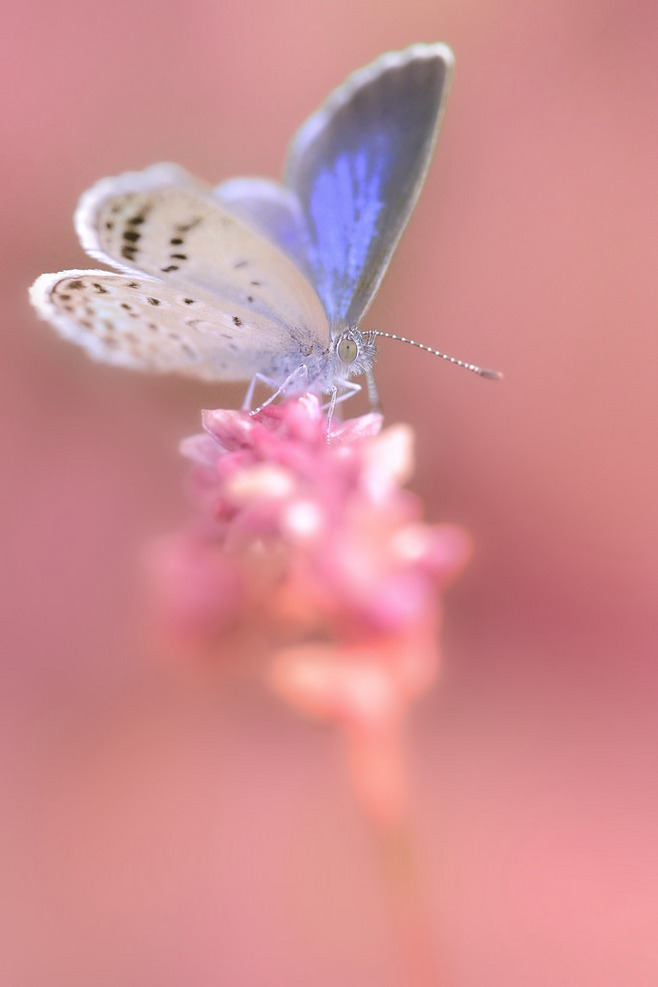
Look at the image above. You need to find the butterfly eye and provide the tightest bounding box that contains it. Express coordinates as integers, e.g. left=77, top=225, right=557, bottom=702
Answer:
left=337, top=335, right=358, bottom=364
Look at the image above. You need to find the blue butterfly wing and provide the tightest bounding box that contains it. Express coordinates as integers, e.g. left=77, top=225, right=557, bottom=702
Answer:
left=285, top=43, right=454, bottom=327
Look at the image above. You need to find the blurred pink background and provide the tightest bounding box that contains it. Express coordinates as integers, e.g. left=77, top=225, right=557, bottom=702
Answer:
left=3, top=0, right=657, bottom=983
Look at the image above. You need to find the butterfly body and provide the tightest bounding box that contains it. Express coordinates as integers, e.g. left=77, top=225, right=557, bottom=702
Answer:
left=30, top=44, right=454, bottom=401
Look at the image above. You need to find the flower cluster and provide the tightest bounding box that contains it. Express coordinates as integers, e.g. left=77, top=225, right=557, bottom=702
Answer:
left=150, top=394, right=470, bottom=731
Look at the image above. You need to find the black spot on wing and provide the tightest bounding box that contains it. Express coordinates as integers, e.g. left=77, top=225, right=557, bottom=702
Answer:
left=163, top=221, right=198, bottom=272
left=175, top=217, right=202, bottom=234
left=116, top=208, right=151, bottom=262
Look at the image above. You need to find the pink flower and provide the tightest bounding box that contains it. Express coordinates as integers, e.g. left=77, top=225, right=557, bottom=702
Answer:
left=150, top=394, right=470, bottom=731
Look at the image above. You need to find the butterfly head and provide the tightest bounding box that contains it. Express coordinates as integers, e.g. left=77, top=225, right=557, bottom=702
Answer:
left=296, top=326, right=376, bottom=398
left=329, top=326, right=376, bottom=380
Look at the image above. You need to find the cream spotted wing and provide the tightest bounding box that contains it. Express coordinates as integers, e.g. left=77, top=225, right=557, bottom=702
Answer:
left=30, top=270, right=321, bottom=381
left=31, top=164, right=331, bottom=384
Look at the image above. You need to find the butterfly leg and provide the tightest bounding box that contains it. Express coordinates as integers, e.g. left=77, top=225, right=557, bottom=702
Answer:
left=242, top=373, right=270, bottom=411
left=320, top=379, right=363, bottom=435
left=247, top=365, right=310, bottom=415
left=324, top=386, right=339, bottom=433
left=365, top=368, right=380, bottom=412
left=320, top=378, right=362, bottom=412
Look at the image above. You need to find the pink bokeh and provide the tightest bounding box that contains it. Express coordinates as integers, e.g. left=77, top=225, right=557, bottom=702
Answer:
left=3, top=0, right=658, bottom=983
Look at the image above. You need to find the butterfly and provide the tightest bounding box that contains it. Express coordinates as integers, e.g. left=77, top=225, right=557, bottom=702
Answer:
left=30, top=43, right=497, bottom=414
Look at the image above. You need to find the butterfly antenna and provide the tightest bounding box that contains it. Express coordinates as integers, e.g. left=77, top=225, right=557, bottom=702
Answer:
left=368, top=330, right=502, bottom=380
